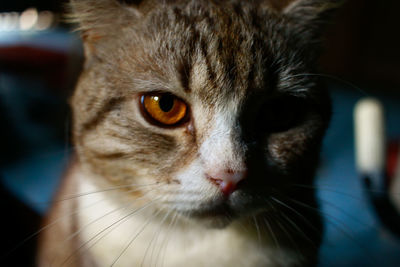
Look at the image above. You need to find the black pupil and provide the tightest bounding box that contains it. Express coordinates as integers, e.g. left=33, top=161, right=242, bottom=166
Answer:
left=159, top=94, right=175, bottom=112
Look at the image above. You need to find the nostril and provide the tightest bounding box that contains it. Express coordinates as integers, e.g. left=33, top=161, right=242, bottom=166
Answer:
left=207, top=176, right=236, bottom=195
left=206, top=169, right=247, bottom=196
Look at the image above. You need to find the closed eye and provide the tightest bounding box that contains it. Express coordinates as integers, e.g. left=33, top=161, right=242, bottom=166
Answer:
left=257, top=96, right=309, bottom=133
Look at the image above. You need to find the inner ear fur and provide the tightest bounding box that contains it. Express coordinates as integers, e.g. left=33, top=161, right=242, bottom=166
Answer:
left=265, top=0, right=343, bottom=13
left=265, top=0, right=344, bottom=25
left=67, top=0, right=144, bottom=43
left=266, top=0, right=344, bottom=39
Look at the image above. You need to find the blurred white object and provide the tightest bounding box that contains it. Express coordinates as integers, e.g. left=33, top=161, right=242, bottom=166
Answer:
left=354, top=98, right=386, bottom=190
left=354, top=97, right=400, bottom=238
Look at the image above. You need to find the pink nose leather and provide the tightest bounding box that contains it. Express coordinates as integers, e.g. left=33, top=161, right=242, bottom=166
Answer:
left=206, top=169, right=247, bottom=195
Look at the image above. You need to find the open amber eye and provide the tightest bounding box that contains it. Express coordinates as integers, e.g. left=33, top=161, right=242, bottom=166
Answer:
left=141, top=93, right=188, bottom=126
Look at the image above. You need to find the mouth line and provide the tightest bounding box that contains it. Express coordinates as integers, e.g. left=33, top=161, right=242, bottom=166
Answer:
left=174, top=190, right=273, bottom=221
left=190, top=204, right=233, bottom=217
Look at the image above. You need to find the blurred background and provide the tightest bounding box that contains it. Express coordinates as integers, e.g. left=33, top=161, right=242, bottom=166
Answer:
left=0, top=0, right=399, bottom=266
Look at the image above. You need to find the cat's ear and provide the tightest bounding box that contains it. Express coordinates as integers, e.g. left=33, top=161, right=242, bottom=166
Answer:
left=266, top=0, right=344, bottom=37
left=68, top=0, right=144, bottom=56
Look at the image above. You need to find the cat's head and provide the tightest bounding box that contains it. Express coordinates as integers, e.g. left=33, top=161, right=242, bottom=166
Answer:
left=69, top=0, right=338, bottom=227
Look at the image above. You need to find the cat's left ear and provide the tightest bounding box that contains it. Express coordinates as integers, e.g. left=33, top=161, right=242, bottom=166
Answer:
left=267, top=0, right=344, bottom=38
left=67, top=0, right=145, bottom=58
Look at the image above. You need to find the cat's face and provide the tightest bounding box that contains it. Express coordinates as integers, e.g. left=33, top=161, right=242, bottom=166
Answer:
left=71, top=0, right=335, bottom=227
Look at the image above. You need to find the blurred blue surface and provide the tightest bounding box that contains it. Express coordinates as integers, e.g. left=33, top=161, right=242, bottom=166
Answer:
left=1, top=146, right=68, bottom=214
left=0, top=29, right=80, bottom=53
left=0, top=71, right=70, bottom=213
left=318, top=85, right=400, bottom=266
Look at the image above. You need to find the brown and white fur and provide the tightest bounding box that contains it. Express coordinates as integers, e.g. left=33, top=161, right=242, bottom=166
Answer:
left=38, top=0, right=340, bottom=266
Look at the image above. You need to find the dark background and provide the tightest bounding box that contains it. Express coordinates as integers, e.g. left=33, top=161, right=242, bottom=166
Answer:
left=321, top=0, right=400, bottom=91
left=1, top=1, right=63, bottom=13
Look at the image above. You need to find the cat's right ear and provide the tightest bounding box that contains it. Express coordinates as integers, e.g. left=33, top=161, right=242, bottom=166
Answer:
left=67, top=0, right=144, bottom=58
left=264, top=0, right=344, bottom=39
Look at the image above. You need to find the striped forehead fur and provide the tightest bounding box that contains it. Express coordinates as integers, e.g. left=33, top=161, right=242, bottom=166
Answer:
left=70, top=0, right=340, bottom=94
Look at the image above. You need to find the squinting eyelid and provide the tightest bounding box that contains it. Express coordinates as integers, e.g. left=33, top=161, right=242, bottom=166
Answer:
left=138, top=88, right=191, bottom=104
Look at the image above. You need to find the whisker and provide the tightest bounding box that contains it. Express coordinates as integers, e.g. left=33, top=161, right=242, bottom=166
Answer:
left=159, top=212, right=179, bottom=267
left=140, top=209, right=171, bottom=267
left=287, top=72, right=368, bottom=96
left=291, top=182, right=400, bottom=196
left=324, top=216, right=379, bottom=266
left=54, top=182, right=160, bottom=203
left=263, top=216, right=280, bottom=251
left=59, top=187, right=159, bottom=250
left=111, top=208, right=164, bottom=266
left=275, top=207, right=318, bottom=249
left=16, top=184, right=162, bottom=264
left=317, top=197, right=376, bottom=228
left=282, top=195, right=379, bottom=265
left=253, top=216, right=261, bottom=245
left=60, top=197, right=161, bottom=266
left=268, top=196, right=322, bottom=242
left=286, top=196, right=359, bottom=232
left=152, top=211, right=175, bottom=267
left=3, top=196, right=105, bottom=260
left=26, top=181, right=161, bottom=209
left=272, top=213, right=302, bottom=259
left=288, top=184, right=366, bottom=202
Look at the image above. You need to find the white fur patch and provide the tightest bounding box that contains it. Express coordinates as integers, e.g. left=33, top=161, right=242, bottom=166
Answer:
left=199, top=107, right=246, bottom=173
left=74, top=170, right=298, bottom=267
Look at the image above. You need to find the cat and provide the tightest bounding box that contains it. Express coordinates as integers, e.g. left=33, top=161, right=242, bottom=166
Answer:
left=38, top=0, right=341, bottom=266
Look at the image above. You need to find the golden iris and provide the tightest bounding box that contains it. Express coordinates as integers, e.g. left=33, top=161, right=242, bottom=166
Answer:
left=142, top=93, right=187, bottom=126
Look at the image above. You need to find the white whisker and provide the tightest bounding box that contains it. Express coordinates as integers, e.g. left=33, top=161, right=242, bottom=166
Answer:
left=273, top=213, right=302, bottom=258
left=60, top=197, right=161, bottom=267
left=55, top=182, right=160, bottom=202
left=252, top=216, right=261, bottom=245
left=140, top=209, right=171, bottom=267
left=111, top=208, right=164, bottom=266
left=263, top=216, right=280, bottom=251
left=159, top=212, right=179, bottom=267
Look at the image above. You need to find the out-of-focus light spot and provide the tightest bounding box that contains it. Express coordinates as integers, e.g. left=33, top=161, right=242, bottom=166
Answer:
left=19, top=8, right=38, bottom=31
left=35, top=11, right=54, bottom=31
left=0, top=8, right=57, bottom=32
left=0, top=12, right=19, bottom=31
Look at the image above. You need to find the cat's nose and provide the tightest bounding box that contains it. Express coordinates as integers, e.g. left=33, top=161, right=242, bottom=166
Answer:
left=206, top=169, right=247, bottom=195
